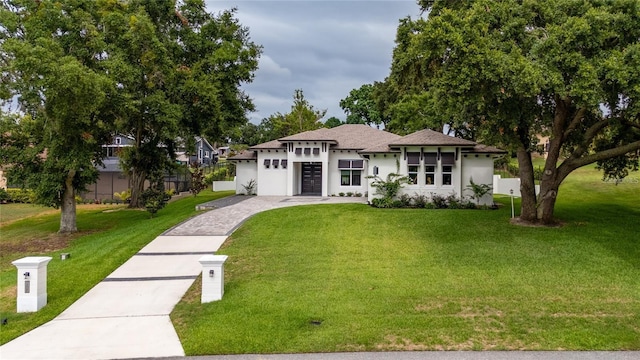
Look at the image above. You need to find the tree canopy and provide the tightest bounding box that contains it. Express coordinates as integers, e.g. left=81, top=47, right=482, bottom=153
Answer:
left=383, top=0, right=640, bottom=224
left=339, top=83, right=389, bottom=127
left=0, top=0, right=261, bottom=230
left=231, top=89, right=326, bottom=145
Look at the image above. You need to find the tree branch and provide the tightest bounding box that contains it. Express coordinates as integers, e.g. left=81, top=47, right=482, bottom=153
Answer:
left=559, top=140, right=640, bottom=179
left=562, top=107, right=586, bottom=141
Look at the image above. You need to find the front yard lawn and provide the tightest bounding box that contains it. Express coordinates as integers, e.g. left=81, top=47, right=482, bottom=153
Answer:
left=172, top=168, right=639, bottom=353
left=0, top=190, right=234, bottom=344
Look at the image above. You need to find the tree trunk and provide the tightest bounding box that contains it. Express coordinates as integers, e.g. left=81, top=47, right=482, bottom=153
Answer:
left=59, top=170, right=77, bottom=233
left=516, top=148, right=538, bottom=222
left=129, top=169, right=146, bottom=208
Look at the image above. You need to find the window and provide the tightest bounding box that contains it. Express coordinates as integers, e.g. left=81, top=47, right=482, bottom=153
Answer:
left=424, top=152, right=437, bottom=185
left=341, top=170, right=361, bottom=186
left=295, top=148, right=302, bottom=155
left=313, top=148, right=320, bottom=155
left=408, top=166, right=418, bottom=184
left=272, top=159, right=279, bottom=168
left=198, top=149, right=203, bottom=159
left=406, top=152, right=420, bottom=184
left=304, top=148, right=311, bottom=155
left=204, top=151, right=209, bottom=158
left=442, top=165, right=452, bottom=185
left=263, top=159, right=270, bottom=168
left=281, top=159, right=288, bottom=169
left=425, top=165, right=435, bottom=185
left=115, top=137, right=122, bottom=145
left=338, top=159, right=363, bottom=186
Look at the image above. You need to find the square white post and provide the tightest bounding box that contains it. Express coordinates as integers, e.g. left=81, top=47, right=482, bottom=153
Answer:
left=199, top=255, right=228, bottom=303
left=11, top=257, right=52, bottom=312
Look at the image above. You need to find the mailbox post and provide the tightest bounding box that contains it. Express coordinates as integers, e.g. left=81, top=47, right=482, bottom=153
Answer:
left=199, top=255, right=228, bottom=303
left=12, top=257, right=52, bottom=312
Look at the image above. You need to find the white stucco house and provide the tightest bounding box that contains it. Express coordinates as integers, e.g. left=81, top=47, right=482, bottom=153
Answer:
left=228, top=124, right=505, bottom=205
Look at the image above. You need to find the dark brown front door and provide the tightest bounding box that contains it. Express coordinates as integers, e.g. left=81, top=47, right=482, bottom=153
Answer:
left=302, top=162, right=322, bottom=195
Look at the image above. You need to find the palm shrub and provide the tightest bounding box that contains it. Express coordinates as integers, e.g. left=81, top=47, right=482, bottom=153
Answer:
left=367, top=160, right=411, bottom=208
left=465, top=177, right=492, bottom=205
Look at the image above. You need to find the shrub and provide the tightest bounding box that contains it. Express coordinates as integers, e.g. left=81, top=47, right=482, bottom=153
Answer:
left=339, top=192, right=345, bottom=197
left=346, top=192, right=353, bottom=197
left=0, top=188, right=9, bottom=203
left=141, top=186, right=171, bottom=218
left=6, top=188, right=35, bottom=203
left=412, top=194, right=428, bottom=208
left=189, top=167, right=207, bottom=197
left=114, top=189, right=131, bottom=203
left=430, top=193, right=448, bottom=209
left=399, top=193, right=412, bottom=207
left=242, top=179, right=257, bottom=195
left=465, top=177, right=493, bottom=205
left=354, top=192, right=362, bottom=197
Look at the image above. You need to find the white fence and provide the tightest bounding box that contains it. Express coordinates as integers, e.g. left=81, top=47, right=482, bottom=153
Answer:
left=493, top=175, right=540, bottom=197
left=212, top=179, right=236, bottom=191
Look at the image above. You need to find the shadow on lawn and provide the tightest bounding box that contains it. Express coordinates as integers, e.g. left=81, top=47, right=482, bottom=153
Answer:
left=558, top=202, right=640, bottom=270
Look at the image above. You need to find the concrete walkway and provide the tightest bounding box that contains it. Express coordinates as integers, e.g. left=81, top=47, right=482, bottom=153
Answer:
left=0, top=196, right=366, bottom=360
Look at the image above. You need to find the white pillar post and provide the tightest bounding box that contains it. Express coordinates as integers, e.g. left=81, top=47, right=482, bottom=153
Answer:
left=12, top=257, right=52, bottom=312
left=199, top=255, right=228, bottom=303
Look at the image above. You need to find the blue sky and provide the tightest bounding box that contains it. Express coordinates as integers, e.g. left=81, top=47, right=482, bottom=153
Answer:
left=204, top=0, right=422, bottom=123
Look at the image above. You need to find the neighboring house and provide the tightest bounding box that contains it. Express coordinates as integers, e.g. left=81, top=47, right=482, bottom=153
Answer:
left=84, top=135, right=214, bottom=200
left=176, top=136, right=218, bottom=166
left=229, top=124, right=505, bottom=205
left=84, top=135, right=136, bottom=200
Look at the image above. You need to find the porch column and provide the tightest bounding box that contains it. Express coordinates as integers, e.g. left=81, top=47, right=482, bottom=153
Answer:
left=286, top=160, right=294, bottom=196
left=321, top=159, right=329, bottom=197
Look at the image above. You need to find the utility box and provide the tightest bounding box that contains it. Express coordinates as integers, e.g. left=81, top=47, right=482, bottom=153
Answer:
left=12, top=257, right=52, bottom=312
left=199, top=255, right=228, bottom=303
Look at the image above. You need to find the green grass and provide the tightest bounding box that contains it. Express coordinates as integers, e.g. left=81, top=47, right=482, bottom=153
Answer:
left=171, top=167, right=640, bottom=353
left=0, top=190, right=234, bottom=344
left=0, top=203, right=57, bottom=225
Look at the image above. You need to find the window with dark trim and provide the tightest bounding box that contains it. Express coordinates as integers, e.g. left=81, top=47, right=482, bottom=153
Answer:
left=313, top=148, right=320, bottom=155
left=304, top=148, right=311, bottom=155
left=442, top=165, right=452, bottom=185
left=295, top=148, right=302, bottom=155
left=263, top=159, right=270, bottom=168
left=338, top=159, right=363, bottom=186
left=424, top=152, right=437, bottom=185
left=281, top=159, right=288, bottom=169
left=272, top=159, right=279, bottom=168
left=407, top=152, right=420, bottom=184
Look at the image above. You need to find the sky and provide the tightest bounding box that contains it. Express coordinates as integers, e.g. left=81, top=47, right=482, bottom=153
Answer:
left=204, top=0, right=423, bottom=124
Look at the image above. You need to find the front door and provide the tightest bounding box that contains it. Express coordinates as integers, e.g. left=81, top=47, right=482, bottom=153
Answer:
left=301, top=162, right=322, bottom=195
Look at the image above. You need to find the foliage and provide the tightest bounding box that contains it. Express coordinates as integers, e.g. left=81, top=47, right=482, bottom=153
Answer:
left=0, top=188, right=7, bottom=203
left=140, top=176, right=171, bottom=218
left=2, top=188, right=35, bottom=204
left=242, top=179, right=256, bottom=195
left=0, top=0, right=116, bottom=232
left=324, top=116, right=343, bottom=128
left=465, top=178, right=493, bottom=205
left=367, top=160, right=411, bottom=206
left=113, top=189, right=131, bottom=203
left=383, top=0, right=640, bottom=224
left=189, top=167, right=207, bottom=197
left=339, top=83, right=389, bottom=127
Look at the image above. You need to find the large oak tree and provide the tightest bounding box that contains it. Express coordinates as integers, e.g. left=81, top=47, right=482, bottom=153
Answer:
left=385, top=0, right=640, bottom=224
left=1, top=0, right=114, bottom=233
